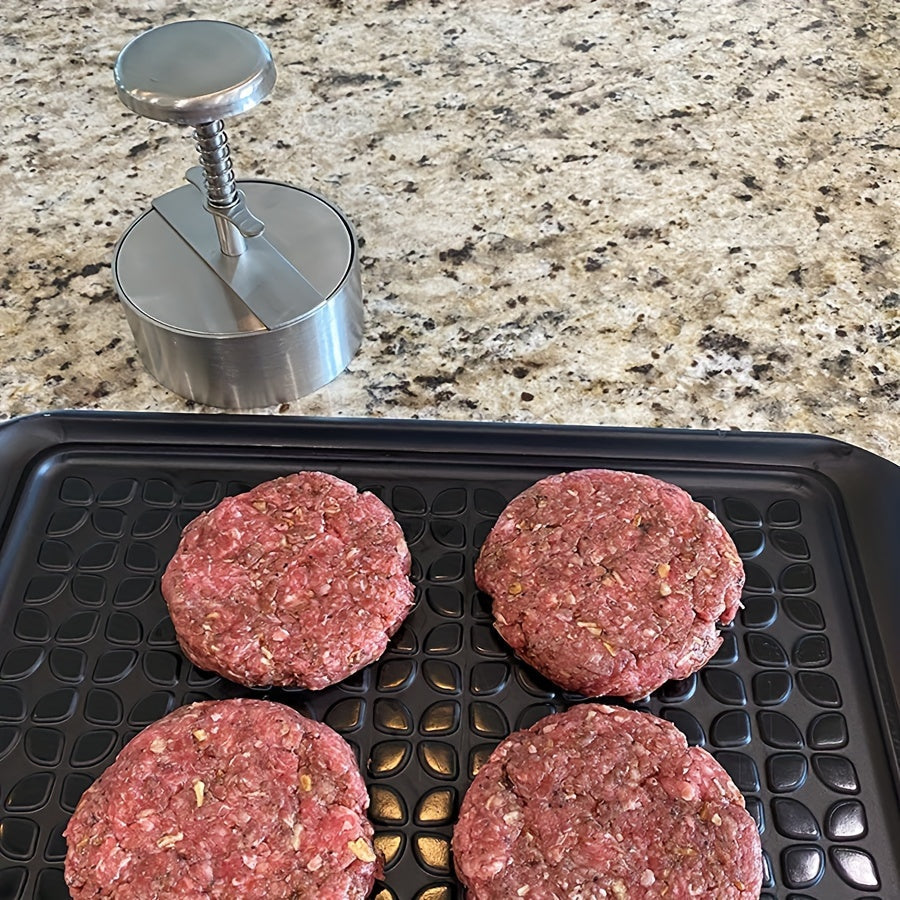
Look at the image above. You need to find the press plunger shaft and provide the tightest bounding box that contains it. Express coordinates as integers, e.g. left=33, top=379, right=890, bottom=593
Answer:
left=193, top=121, right=238, bottom=206
left=193, top=120, right=246, bottom=255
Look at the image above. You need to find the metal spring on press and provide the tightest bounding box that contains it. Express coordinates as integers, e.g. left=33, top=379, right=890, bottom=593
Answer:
left=193, top=120, right=238, bottom=208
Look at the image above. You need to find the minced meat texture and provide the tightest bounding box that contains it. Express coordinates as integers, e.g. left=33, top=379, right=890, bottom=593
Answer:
left=452, top=703, right=763, bottom=900
left=161, top=471, right=415, bottom=689
left=64, top=699, right=380, bottom=899
left=475, top=469, right=745, bottom=699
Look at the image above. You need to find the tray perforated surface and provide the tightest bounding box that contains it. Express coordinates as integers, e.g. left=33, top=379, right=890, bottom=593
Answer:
left=0, top=413, right=898, bottom=899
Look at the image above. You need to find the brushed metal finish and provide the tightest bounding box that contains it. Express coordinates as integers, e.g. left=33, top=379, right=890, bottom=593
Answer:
left=113, top=180, right=363, bottom=408
left=113, top=20, right=275, bottom=126
left=150, top=182, right=325, bottom=330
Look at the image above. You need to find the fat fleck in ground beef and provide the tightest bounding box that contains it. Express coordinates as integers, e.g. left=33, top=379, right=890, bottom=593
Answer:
left=452, top=703, right=762, bottom=899
left=475, top=469, right=744, bottom=699
left=64, top=699, right=380, bottom=899
left=161, top=471, right=415, bottom=689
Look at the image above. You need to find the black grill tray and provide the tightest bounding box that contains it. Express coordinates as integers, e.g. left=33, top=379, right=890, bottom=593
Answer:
left=0, top=412, right=898, bottom=899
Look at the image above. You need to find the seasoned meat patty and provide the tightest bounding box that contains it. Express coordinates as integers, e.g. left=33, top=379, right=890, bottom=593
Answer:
left=475, top=469, right=744, bottom=699
left=452, top=703, right=762, bottom=899
left=64, top=699, right=380, bottom=899
left=161, top=471, right=415, bottom=689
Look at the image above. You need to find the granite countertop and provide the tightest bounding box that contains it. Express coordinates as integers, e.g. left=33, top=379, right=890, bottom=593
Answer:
left=3, top=0, right=899, bottom=462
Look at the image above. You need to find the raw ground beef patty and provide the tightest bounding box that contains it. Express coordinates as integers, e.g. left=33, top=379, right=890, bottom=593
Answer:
left=161, top=471, right=415, bottom=689
left=475, top=469, right=745, bottom=699
left=64, top=699, right=380, bottom=899
left=452, top=703, right=762, bottom=899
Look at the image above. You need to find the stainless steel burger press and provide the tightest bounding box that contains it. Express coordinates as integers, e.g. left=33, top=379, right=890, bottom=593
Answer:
left=111, top=20, right=363, bottom=408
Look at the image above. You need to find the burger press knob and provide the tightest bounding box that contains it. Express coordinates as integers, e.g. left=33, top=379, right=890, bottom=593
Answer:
left=111, top=20, right=363, bottom=408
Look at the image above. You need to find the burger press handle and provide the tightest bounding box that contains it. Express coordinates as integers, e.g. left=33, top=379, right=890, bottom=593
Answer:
left=111, top=20, right=363, bottom=408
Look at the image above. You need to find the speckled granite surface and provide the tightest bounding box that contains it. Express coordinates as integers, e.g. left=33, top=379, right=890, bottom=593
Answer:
left=3, top=0, right=899, bottom=462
